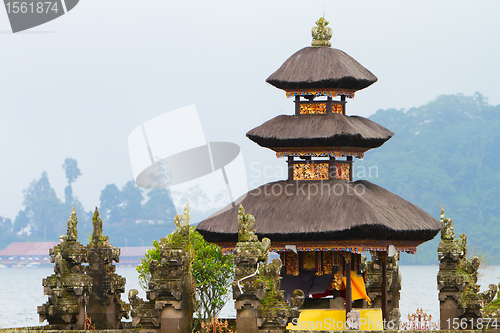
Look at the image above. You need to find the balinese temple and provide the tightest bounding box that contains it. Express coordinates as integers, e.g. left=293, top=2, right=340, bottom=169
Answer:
left=196, top=17, right=441, bottom=323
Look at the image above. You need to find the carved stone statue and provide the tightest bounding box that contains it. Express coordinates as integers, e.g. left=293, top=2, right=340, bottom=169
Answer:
left=238, top=205, right=259, bottom=243
left=233, top=205, right=302, bottom=333
left=91, top=207, right=103, bottom=243
left=66, top=206, right=78, bottom=241
left=311, top=16, right=333, bottom=47
left=346, top=309, right=361, bottom=330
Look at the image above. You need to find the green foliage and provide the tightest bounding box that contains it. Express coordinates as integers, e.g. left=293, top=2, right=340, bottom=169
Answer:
left=191, top=229, right=234, bottom=321
left=143, top=189, right=176, bottom=220
left=13, top=171, right=74, bottom=241
left=1, top=158, right=176, bottom=249
left=62, top=158, right=82, bottom=185
left=357, top=93, right=500, bottom=264
left=98, top=181, right=176, bottom=247
left=137, top=239, right=162, bottom=290
left=136, top=227, right=234, bottom=321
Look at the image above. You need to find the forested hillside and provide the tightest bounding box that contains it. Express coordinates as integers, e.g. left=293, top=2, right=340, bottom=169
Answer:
left=0, top=159, right=177, bottom=250
left=357, top=93, right=500, bottom=264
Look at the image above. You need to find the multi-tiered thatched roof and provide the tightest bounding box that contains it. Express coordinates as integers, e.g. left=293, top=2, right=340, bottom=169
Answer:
left=196, top=180, right=441, bottom=245
left=247, top=113, right=394, bottom=149
left=266, top=47, right=377, bottom=91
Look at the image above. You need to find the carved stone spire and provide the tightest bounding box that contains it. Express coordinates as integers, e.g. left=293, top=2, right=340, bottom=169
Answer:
left=311, top=16, right=332, bottom=47
left=66, top=205, right=78, bottom=241
left=92, top=207, right=103, bottom=244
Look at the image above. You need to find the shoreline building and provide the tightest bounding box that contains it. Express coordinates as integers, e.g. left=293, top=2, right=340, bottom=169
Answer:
left=0, top=242, right=149, bottom=267
left=196, top=17, right=441, bottom=322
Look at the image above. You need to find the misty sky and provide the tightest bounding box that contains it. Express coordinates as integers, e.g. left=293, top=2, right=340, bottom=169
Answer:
left=1, top=0, right=499, bottom=221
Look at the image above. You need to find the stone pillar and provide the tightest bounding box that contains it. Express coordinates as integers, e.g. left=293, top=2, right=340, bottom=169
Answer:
left=130, top=204, right=195, bottom=333
left=86, top=208, right=129, bottom=329
left=38, top=207, right=92, bottom=329
left=365, top=251, right=401, bottom=314
left=233, top=205, right=303, bottom=333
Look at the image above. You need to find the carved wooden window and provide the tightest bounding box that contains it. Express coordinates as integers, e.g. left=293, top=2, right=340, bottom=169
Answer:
left=335, top=163, right=351, bottom=180
left=293, top=163, right=329, bottom=180
left=299, top=103, right=327, bottom=114
left=332, top=103, right=344, bottom=114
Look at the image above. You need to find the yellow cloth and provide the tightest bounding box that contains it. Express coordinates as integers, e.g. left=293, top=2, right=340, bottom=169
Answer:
left=287, top=310, right=346, bottom=330
left=343, top=270, right=371, bottom=303
left=287, top=309, right=384, bottom=331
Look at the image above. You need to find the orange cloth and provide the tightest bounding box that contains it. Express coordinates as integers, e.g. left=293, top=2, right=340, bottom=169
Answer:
left=343, top=270, right=371, bottom=303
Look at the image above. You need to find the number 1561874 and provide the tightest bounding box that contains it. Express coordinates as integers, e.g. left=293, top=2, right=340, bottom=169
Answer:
left=5, top=2, right=59, bottom=14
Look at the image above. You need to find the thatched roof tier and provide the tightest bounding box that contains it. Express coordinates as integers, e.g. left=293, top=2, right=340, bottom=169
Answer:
left=266, top=47, right=377, bottom=91
left=196, top=180, right=441, bottom=245
left=246, top=114, right=394, bottom=149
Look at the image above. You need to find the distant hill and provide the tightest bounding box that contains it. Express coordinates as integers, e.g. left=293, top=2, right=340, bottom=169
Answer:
left=356, top=93, right=500, bottom=264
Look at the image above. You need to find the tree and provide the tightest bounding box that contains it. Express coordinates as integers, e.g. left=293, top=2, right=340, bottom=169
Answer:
left=62, top=158, right=82, bottom=185
left=99, top=184, right=122, bottom=223
left=143, top=189, right=176, bottom=221
left=14, top=171, right=66, bottom=241
left=62, top=158, right=82, bottom=204
left=120, top=180, right=144, bottom=221
left=136, top=227, right=234, bottom=321
left=0, top=216, right=14, bottom=250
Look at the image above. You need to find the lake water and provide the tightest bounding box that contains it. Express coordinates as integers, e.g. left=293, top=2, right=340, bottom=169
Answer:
left=1, top=265, right=500, bottom=328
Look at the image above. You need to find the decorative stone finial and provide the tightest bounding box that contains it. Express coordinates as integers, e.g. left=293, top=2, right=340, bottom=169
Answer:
left=174, top=204, right=191, bottom=228
left=92, top=207, right=103, bottom=243
left=311, top=16, right=332, bottom=47
left=237, top=204, right=258, bottom=242
left=66, top=205, right=78, bottom=241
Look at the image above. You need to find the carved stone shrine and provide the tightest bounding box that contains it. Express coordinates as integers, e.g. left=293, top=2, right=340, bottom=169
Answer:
left=38, top=207, right=92, bottom=329
left=233, top=205, right=302, bottom=333
left=130, top=204, right=195, bottom=333
left=437, top=207, right=497, bottom=329
left=86, top=208, right=129, bottom=329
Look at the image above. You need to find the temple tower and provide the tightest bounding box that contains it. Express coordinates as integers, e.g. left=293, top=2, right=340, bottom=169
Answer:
left=197, top=17, right=442, bottom=324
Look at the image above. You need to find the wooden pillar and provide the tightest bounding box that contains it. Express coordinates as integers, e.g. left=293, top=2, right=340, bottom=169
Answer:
left=344, top=253, right=352, bottom=313
left=329, top=156, right=336, bottom=180
left=380, top=251, right=388, bottom=322
left=287, top=156, right=293, bottom=181
left=347, top=156, right=353, bottom=181
left=327, top=96, right=333, bottom=113
left=341, top=95, right=346, bottom=114
left=295, top=95, right=300, bottom=115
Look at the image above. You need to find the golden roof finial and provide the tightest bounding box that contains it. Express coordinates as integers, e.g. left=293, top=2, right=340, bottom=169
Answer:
left=311, top=16, right=332, bottom=47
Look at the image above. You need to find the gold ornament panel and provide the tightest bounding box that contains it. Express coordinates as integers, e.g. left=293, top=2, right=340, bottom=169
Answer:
left=286, top=89, right=356, bottom=99
left=299, top=103, right=327, bottom=114
left=276, top=148, right=365, bottom=159
left=322, top=251, right=333, bottom=275
left=285, top=251, right=299, bottom=276
left=293, top=163, right=329, bottom=180
left=302, top=252, right=316, bottom=270
left=336, top=163, right=351, bottom=180
left=332, top=103, right=344, bottom=114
